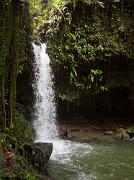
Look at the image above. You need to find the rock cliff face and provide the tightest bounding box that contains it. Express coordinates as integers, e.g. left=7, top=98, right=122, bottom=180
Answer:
left=14, top=0, right=134, bottom=122
left=20, top=142, right=53, bottom=175
left=37, top=0, right=134, bottom=120
left=15, top=0, right=134, bottom=122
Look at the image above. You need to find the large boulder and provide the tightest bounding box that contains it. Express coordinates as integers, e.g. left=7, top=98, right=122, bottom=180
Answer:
left=18, top=142, right=53, bottom=175
left=35, top=142, right=53, bottom=163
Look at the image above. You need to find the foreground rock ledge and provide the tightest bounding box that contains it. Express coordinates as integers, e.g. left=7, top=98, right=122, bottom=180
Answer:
left=35, top=142, right=53, bottom=164
left=18, top=142, right=53, bottom=176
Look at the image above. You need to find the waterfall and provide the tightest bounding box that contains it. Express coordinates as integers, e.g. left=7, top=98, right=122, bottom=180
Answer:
left=33, top=43, right=58, bottom=142
left=32, top=42, right=92, bottom=171
left=32, top=42, right=72, bottom=159
left=32, top=43, right=95, bottom=180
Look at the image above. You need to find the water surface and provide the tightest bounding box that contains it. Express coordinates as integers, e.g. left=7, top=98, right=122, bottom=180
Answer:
left=49, top=140, right=134, bottom=180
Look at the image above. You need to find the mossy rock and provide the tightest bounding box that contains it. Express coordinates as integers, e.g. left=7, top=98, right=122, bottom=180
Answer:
left=116, top=127, right=134, bottom=140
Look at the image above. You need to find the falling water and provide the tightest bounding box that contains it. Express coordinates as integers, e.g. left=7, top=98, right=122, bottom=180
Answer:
left=33, top=43, right=58, bottom=142
left=32, top=43, right=134, bottom=180
left=32, top=42, right=94, bottom=179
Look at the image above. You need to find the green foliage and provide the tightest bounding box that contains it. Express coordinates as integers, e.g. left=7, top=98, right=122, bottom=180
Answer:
left=29, top=0, right=105, bottom=37
left=58, top=88, right=79, bottom=101
left=0, top=114, right=33, bottom=150
left=117, top=127, right=134, bottom=140
left=14, top=111, right=34, bottom=143
left=0, top=165, right=37, bottom=180
left=29, top=0, right=42, bottom=35
left=4, top=123, right=17, bottom=149
left=47, top=14, right=122, bottom=96
left=0, top=1, right=38, bottom=179
left=29, top=0, right=70, bottom=37
left=0, top=123, right=17, bottom=149
left=43, top=0, right=134, bottom=101
left=29, top=0, right=134, bottom=102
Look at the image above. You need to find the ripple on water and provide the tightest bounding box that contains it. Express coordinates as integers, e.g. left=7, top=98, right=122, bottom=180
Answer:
left=49, top=140, right=134, bottom=180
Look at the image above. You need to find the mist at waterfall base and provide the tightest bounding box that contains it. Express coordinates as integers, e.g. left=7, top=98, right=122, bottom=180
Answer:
left=32, top=42, right=79, bottom=158
left=33, top=43, right=134, bottom=180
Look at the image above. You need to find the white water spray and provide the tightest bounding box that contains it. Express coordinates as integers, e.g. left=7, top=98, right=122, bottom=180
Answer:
left=32, top=43, right=92, bottom=174
left=33, top=43, right=58, bottom=142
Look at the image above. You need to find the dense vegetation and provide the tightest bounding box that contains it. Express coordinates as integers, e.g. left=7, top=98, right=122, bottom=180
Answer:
left=0, top=0, right=134, bottom=179
left=32, top=0, right=134, bottom=118
left=0, top=0, right=36, bottom=179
